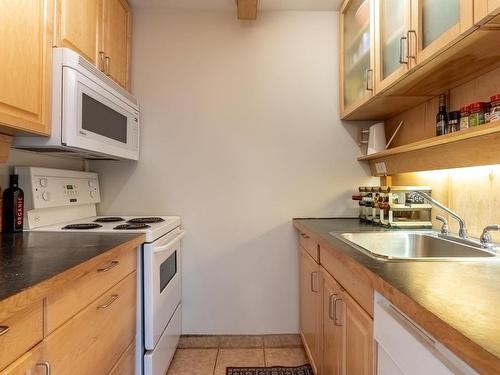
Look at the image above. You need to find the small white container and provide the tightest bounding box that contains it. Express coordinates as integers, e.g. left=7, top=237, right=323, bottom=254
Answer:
left=367, top=122, right=386, bottom=155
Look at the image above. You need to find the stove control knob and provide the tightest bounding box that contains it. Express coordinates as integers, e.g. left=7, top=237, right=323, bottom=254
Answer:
left=42, top=191, right=50, bottom=201
left=39, top=178, right=48, bottom=187
left=88, top=179, right=96, bottom=188
left=90, top=191, right=96, bottom=198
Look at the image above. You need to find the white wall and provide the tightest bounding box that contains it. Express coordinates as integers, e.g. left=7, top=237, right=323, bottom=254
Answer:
left=91, top=9, right=375, bottom=334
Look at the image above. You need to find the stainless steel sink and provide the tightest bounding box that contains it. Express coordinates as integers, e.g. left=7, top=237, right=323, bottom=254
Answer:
left=330, top=231, right=500, bottom=261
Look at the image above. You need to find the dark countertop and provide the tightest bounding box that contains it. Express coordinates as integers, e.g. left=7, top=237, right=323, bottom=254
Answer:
left=294, top=218, right=500, bottom=373
left=0, top=231, right=143, bottom=302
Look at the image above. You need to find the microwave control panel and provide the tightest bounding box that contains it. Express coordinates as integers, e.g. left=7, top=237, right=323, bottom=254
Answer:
left=16, top=167, right=100, bottom=210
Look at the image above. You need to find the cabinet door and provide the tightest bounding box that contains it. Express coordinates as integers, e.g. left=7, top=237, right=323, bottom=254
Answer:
left=340, top=291, right=374, bottom=375
left=374, top=0, right=411, bottom=92
left=0, top=0, right=52, bottom=135
left=410, top=0, right=474, bottom=65
left=101, top=0, right=131, bottom=88
left=340, top=0, right=375, bottom=116
left=0, top=344, right=46, bottom=375
left=55, top=0, right=99, bottom=65
left=299, top=248, right=321, bottom=373
left=44, top=272, right=136, bottom=375
left=321, top=269, right=343, bottom=375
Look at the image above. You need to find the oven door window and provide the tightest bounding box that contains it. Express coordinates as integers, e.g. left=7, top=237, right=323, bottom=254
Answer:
left=81, top=93, right=128, bottom=143
left=160, top=251, right=177, bottom=293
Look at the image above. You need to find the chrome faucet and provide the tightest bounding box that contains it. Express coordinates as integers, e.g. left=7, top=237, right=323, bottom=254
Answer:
left=413, top=191, right=468, bottom=239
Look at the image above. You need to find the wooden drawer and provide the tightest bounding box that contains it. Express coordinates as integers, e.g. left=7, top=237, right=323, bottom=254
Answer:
left=0, top=344, right=45, bottom=375
left=0, top=301, right=43, bottom=371
left=109, top=340, right=136, bottom=375
left=299, top=232, right=319, bottom=262
left=44, top=272, right=137, bottom=375
left=46, top=244, right=136, bottom=333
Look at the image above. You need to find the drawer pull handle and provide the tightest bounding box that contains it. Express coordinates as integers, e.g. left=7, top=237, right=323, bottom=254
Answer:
left=310, top=272, right=319, bottom=293
left=36, top=361, right=51, bottom=375
left=328, top=294, right=338, bottom=320
left=301, top=233, right=310, bottom=239
left=97, top=260, right=119, bottom=272
left=0, top=326, right=9, bottom=336
left=97, top=294, right=119, bottom=309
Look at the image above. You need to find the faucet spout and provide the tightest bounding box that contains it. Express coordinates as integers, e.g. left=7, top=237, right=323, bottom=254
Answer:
left=414, top=191, right=468, bottom=239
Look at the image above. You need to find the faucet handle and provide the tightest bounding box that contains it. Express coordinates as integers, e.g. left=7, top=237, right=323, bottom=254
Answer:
left=435, top=215, right=450, bottom=235
left=480, top=225, right=500, bottom=247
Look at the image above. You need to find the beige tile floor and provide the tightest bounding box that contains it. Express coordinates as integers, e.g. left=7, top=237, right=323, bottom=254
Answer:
left=167, top=334, right=308, bottom=375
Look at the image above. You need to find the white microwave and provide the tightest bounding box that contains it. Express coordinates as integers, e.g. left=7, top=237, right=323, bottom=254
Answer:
left=14, top=48, right=140, bottom=160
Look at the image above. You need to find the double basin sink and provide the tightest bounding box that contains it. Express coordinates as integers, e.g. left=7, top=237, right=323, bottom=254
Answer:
left=330, top=231, right=500, bottom=261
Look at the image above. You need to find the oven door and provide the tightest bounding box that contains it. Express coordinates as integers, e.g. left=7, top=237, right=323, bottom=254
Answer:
left=61, top=66, right=139, bottom=160
left=143, top=228, right=184, bottom=350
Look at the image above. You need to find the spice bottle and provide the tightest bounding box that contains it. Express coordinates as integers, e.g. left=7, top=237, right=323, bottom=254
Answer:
left=460, top=106, right=470, bottom=130
left=469, top=102, right=486, bottom=127
left=447, top=111, right=461, bottom=133
left=491, top=94, right=500, bottom=123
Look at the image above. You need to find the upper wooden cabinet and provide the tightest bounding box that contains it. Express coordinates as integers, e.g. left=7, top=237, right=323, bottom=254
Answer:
left=474, top=0, right=500, bottom=24
left=0, top=0, right=53, bottom=136
left=55, top=0, right=100, bottom=65
left=373, top=0, right=412, bottom=92
left=54, top=0, right=132, bottom=89
left=410, top=0, right=474, bottom=65
left=340, top=0, right=375, bottom=115
left=101, top=0, right=131, bottom=89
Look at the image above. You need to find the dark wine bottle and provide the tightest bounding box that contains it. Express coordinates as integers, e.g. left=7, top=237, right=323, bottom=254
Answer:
left=2, top=174, right=24, bottom=233
left=436, top=94, right=448, bottom=136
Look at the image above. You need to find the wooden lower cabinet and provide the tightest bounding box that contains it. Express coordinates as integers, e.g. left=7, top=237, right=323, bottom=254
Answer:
left=109, top=341, right=136, bottom=375
left=43, top=272, right=137, bottom=375
left=299, top=247, right=321, bottom=373
left=320, top=266, right=374, bottom=375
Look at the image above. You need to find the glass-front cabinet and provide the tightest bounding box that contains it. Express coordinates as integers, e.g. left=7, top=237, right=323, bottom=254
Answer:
left=340, top=0, right=375, bottom=115
left=410, top=0, right=473, bottom=64
left=374, top=0, right=411, bottom=92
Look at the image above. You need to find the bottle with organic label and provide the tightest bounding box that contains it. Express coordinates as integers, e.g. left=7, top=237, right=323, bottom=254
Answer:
left=2, top=174, right=24, bottom=232
left=436, top=94, right=448, bottom=136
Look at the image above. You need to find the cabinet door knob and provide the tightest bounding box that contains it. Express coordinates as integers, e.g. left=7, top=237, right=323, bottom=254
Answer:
left=105, top=56, right=111, bottom=76
left=97, top=294, right=119, bottom=309
left=36, top=361, right=51, bottom=375
left=98, top=51, right=106, bottom=72
left=333, top=297, right=344, bottom=326
left=97, top=260, right=119, bottom=272
left=399, top=36, right=408, bottom=64
left=310, top=272, right=319, bottom=293
left=365, top=69, right=373, bottom=91
left=329, top=294, right=338, bottom=320
left=407, top=30, right=417, bottom=60
left=0, top=326, right=9, bottom=336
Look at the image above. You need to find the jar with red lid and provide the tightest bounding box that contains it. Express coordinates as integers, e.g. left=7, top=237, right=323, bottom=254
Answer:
left=469, top=102, right=487, bottom=127
left=491, top=94, right=500, bottom=123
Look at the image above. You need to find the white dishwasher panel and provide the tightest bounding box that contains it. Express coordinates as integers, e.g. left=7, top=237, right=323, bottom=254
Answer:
left=374, top=292, right=478, bottom=375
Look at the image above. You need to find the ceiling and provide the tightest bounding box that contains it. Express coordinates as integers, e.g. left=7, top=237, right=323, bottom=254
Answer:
left=128, top=0, right=342, bottom=11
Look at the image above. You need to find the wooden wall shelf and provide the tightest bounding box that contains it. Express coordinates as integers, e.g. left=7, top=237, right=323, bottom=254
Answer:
left=359, top=122, right=500, bottom=175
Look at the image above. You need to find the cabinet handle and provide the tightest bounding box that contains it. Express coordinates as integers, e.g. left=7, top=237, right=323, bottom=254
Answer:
left=328, top=294, right=338, bottom=320
left=399, top=36, right=408, bottom=64
left=407, top=30, right=417, bottom=60
left=97, top=260, right=119, bottom=272
left=310, top=272, right=319, bottom=293
left=333, top=297, right=343, bottom=326
left=97, top=294, right=119, bottom=309
left=105, top=56, right=111, bottom=76
left=36, top=361, right=51, bottom=375
left=365, top=69, right=373, bottom=91
left=98, top=51, right=106, bottom=72
left=300, top=233, right=310, bottom=239
left=0, top=326, right=9, bottom=336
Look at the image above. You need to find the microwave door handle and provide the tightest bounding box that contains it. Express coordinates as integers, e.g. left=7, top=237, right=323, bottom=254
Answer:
left=153, top=230, right=186, bottom=253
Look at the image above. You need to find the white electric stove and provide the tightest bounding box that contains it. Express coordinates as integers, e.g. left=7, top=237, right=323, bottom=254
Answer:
left=16, top=166, right=183, bottom=375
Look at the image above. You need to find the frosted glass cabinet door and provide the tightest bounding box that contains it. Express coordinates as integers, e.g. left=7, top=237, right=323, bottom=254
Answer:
left=410, top=0, right=473, bottom=65
left=340, top=0, right=374, bottom=114
left=374, top=0, right=411, bottom=92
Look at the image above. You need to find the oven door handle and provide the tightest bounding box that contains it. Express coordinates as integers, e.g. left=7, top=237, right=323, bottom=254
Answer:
left=153, top=230, right=186, bottom=253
